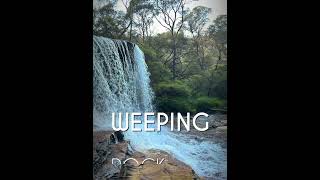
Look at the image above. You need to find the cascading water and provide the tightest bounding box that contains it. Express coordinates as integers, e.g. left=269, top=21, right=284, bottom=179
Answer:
left=93, top=36, right=154, bottom=130
left=93, top=36, right=226, bottom=179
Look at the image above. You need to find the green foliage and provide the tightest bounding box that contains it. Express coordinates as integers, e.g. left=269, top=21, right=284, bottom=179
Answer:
left=154, top=81, right=195, bottom=113
left=155, top=81, right=191, bottom=97
left=139, top=44, right=158, bottom=61
left=146, top=61, right=171, bottom=86
left=185, top=6, right=212, bottom=36
left=186, top=66, right=227, bottom=99
left=156, top=97, right=195, bottom=114
left=154, top=82, right=226, bottom=113
left=194, top=97, right=226, bottom=112
left=208, top=15, right=227, bottom=45
left=140, top=44, right=172, bottom=86
left=93, top=2, right=128, bottom=39
left=93, top=2, right=227, bottom=114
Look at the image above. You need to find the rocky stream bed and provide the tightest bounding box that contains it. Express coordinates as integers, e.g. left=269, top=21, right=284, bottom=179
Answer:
left=93, top=114, right=227, bottom=180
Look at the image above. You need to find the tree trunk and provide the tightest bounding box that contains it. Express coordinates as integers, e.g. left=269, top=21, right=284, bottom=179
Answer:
left=129, top=9, right=133, bottom=41
left=129, top=19, right=133, bottom=41
left=172, top=36, right=177, bottom=80
left=194, top=37, right=204, bottom=70
left=142, top=16, right=145, bottom=43
left=172, top=35, right=177, bottom=80
left=215, top=48, right=222, bottom=70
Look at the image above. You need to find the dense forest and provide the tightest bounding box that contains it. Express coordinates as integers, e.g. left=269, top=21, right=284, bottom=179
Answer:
left=93, top=0, right=227, bottom=114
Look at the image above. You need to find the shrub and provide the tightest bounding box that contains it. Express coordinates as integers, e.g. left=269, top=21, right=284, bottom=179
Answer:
left=146, top=61, right=171, bottom=87
left=156, top=97, right=195, bottom=114
left=154, top=81, right=195, bottom=113
left=153, top=81, right=226, bottom=114
left=155, top=81, right=191, bottom=97
left=139, top=45, right=158, bottom=62
left=195, top=96, right=226, bottom=112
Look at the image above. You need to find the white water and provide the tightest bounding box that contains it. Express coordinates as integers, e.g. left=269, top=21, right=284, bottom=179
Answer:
left=93, top=36, right=226, bottom=178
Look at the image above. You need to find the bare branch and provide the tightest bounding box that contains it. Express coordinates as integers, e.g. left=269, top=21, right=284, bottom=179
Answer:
left=118, top=20, right=131, bottom=37
left=153, top=14, right=172, bottom=31
left=176, top=5, right=184, bottom=34
left=160, top=7, right=174, bottom=26
left=121, top=0, right=129, bottom=9
left=163, top=50, right=174, bottom=64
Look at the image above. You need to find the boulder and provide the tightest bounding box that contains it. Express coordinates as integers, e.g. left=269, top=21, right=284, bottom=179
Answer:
left=122, top=150, right=203, bottom=180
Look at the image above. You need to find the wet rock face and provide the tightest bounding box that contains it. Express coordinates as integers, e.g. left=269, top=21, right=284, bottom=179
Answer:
left=122, top=150, right=204, bottom=180
left=93, top=131, right=203, bottom=180
left=93, top=131, right=128, bottom=180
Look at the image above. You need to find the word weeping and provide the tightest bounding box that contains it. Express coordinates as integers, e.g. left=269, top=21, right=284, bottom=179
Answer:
left=112, top=112, right=209, bottom=132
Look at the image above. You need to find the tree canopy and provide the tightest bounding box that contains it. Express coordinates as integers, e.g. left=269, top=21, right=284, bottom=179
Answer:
left=93, top=0, right=227, bottom=113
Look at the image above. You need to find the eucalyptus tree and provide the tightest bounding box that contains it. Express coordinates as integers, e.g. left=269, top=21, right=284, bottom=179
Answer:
left=185, top=6, right=211, bottom=70
left=152, top=0, right=187, bottom=80
left=208, top=15, right=227, bottom=70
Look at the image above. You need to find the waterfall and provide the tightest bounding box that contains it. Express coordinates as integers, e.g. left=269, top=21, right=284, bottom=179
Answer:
left=93, top=36, right=154, bottom=130
left=93, top=36, right=226, bottom=179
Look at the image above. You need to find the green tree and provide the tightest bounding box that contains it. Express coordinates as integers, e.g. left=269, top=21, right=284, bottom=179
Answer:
left=134, top=0, right=154, bottom=43
left=153, top=0, right=187, bottom=80
left=185, top=6, right=211, bottom=70
left=208, top=15, right=227, bottom=70
left=93, top=0, right=130, bottom=38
